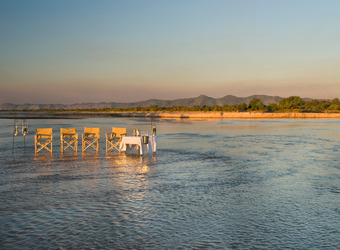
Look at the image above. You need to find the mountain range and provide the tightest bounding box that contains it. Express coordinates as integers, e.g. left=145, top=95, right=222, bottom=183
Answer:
left=0, top=94, right=306, bottom=110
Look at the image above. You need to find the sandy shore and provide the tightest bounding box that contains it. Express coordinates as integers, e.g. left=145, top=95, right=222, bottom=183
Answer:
left=2, top=111, right=340, bottom=119
left=115, top=111, right=340, bottom=119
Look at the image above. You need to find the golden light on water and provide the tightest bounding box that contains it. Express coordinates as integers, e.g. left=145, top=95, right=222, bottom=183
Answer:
left=140, top=164, right=149, bottom=174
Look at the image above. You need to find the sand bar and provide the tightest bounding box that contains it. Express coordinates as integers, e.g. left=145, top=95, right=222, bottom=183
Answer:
left=3, top=111, right=340, bottom=119
left=117, top=111, right=340, bottom=119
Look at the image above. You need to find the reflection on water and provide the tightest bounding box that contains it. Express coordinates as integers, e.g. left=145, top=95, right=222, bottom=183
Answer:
left=34, top=152, right=55, bottom=162
left=0, top=118, right=339, bottom=249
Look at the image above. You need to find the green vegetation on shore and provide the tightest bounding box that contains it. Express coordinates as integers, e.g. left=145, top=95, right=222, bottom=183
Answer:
left=3, top=96, right=340, bottom=113
left=123, top=96, right=340, bottom=113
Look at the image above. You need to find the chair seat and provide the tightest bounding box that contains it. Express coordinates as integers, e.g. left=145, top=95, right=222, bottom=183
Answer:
left=107, top=137, right=120, bottom=141
left=62, top=133, right=77, bottom=138
left=37, top=135, right=52, bottom=139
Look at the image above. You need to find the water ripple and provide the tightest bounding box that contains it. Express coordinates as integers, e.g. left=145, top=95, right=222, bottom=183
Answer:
left=1, top=118, right=339, bottom=249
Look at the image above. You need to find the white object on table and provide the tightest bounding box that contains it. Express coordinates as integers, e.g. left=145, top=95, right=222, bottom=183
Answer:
left=119, top=136, right=157, bottom=155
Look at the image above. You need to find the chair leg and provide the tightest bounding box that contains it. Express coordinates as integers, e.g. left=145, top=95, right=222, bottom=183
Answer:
left=82, top=139, right=99, bottom=152
left=36, top=140, right=52, bottom=153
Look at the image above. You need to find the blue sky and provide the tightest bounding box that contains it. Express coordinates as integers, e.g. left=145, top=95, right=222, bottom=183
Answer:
left=1, top=0, right=340, bottom=104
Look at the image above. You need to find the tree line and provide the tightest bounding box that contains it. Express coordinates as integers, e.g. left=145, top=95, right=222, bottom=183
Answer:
left=94, top=96, right=340, bottom=113
left=8, top=96, right=340, bottom=113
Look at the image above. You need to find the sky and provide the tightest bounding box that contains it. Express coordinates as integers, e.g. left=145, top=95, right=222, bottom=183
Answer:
left=1, top=0, right=340, bottom=104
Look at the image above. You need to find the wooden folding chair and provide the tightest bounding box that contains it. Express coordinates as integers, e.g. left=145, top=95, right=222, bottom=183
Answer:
left=35, top=128, right=53, bottom=153
left=60, top=128, right=78, bottom=153
left=82, top=127, right=100, bottom=152
left=106, top=127, right=126, bottom=152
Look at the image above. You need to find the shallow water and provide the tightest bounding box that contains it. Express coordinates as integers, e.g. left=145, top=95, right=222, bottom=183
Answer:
left=0, top=117, right=339, bottom=249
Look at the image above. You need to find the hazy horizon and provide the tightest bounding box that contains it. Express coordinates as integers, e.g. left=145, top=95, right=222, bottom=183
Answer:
left=1, top=0, right=340, bottom=104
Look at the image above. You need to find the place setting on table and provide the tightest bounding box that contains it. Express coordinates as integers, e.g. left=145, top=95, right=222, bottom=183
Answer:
left=119, top=126, right=157, bottom=155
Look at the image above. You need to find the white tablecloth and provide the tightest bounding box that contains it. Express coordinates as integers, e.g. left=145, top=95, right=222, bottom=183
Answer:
left=119, top=136, right=157, bottom=155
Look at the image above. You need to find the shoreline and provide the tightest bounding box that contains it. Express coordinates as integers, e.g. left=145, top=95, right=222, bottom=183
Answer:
left=2, top=111, right=340, bottom=119
left=130, top=111, right=340, bottom=119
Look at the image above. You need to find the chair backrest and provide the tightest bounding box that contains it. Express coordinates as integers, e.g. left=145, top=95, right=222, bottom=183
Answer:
left=84, top=127, right=100, bottom=137
left=36, top=128, right=53, bottom=138
left=61, top=128, right=77, bottom=134
left=112, top=127, right=126, bottom=137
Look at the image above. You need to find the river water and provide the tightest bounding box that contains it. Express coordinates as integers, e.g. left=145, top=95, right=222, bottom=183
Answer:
left=0, top=117, right=339, bottom=249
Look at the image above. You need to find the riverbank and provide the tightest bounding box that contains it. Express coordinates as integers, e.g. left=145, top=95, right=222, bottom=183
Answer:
left=2, top=111, right=340, bottom=119
left=126, top=111, right=340, bottom=119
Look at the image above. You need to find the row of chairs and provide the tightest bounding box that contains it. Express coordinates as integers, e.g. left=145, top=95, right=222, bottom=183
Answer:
left=35, top=127, right=126, bottom=153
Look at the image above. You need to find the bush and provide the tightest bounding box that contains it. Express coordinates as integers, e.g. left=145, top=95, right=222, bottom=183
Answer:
left=248, top=98, right=265, bottom=111
left=279, top=96, right=305, bottom=110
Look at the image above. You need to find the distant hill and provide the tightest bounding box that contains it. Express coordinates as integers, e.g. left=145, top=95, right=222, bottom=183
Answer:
left=0, top=94, right=303, bottom=110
